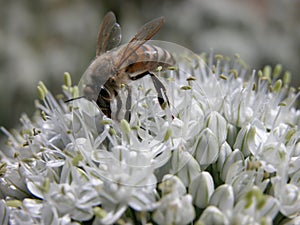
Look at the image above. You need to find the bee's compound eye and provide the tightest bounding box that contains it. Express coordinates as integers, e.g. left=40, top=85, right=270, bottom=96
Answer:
left=83, top=85, right=93, bottom=95
left=83, top=85, right=98, bottom=101
left=99, top=87, right=111, bottom=100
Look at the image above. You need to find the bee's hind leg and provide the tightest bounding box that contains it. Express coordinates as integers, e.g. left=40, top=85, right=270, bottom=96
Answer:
left=149, top=73, right=169, bottom=109
left=130, top=71, right=170, bottom=110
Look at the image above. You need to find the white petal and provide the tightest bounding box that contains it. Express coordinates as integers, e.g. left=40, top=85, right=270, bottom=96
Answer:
left=0, top=200, right=9, bottom=225
left=194, top=128, right=219, bottom=166
left=209, top=184, right=234, bottom=212
left=197, top=206, right=228, bottom=225
left=206, top=111, right=227, bottom=145
left=189, top=171, right=214, bottom=208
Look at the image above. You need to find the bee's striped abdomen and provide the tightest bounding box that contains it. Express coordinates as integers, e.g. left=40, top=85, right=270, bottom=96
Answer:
left=124, top=44, right=175, bottom=75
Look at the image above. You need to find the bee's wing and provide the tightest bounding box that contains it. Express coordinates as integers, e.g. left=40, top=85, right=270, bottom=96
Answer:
left=96, top=11, right=121, bottom=57
left=115, top=17, right=164, bottom=68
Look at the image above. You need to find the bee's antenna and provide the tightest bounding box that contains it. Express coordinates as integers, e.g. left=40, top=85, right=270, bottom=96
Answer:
left=65, top=96, right=86, bottom=103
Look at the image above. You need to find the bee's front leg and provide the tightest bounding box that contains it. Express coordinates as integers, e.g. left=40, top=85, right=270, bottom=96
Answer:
left=97, top=87, right=112, bottom=118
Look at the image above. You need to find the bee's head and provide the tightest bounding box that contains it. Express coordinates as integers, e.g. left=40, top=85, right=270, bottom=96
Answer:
left=73, top=55, right=113, bottom=101
left=65, top=54, right=116, bottom=105
left=88, top=56, right=115, bottom=83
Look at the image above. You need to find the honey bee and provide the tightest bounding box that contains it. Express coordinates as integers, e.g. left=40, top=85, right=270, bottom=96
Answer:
left=69, top=11, right=175, bottom=120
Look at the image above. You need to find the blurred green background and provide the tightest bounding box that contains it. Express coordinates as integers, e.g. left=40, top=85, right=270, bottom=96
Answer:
left=0, top=0, right=299, bottom=130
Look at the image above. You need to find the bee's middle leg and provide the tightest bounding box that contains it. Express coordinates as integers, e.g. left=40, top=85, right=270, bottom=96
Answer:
left=115, top=92, right=122, bottom=120
left=115, top=87, right=131, bottom=121
left=125, top=86, right=132, bottom=122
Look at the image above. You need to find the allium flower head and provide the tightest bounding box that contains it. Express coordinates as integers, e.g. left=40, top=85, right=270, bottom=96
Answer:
left=1, top=39, right=300, bottom=225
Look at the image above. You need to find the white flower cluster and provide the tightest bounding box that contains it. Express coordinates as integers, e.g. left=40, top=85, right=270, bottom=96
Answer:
left=1, top=52, right=300, bottom=225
